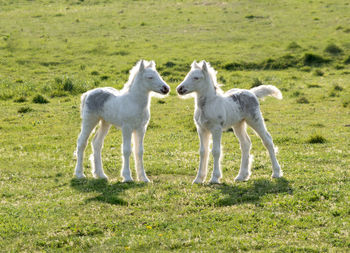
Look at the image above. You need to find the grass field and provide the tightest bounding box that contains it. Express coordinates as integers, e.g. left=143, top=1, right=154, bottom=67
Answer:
left=1, top=0, right=350, bottom=251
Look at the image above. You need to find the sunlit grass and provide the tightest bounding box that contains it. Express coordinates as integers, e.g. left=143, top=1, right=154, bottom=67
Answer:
left=1, top=0, right=350, bottom=251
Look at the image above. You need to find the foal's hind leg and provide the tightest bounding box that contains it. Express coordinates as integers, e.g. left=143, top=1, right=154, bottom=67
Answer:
left=233, top=121, right=253, bottom=182
left=74, top=115, right=99, bottom=178
left=90, top=119, right=111, bottom=179
left=246, top=117, right=283, bottom=178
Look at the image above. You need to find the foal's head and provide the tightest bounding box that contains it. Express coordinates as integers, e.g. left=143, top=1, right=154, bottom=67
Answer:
left=135, top=60, right=170, bottom=95
left=177, top=60, right=218, bottom=96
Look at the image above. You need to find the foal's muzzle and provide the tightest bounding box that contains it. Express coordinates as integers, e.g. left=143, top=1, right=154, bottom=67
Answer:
left=160, top=85, right=170, bottom=95
left=177, top=86, right=187, bottom=95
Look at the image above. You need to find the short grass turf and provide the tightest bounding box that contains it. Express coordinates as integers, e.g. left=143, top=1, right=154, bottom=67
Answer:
left=1, top=0, right=350, bottom=251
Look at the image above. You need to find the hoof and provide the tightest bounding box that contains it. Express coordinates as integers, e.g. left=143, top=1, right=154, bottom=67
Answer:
left=139, top=177, right=151, bottom=183
left=75, top=173, right=86, bottom=179
left=96, top=175, right=108, bottom=180
left=122, top=178, right=134, bottom=183
left=192, top=178, right=204, bottom=184
left=209, top=178, right=221, bottom=184
left=93, top=172, right=108, bottom=180
left=272, top=170, right=283, bottom=178
left=234, top=174, right=250, bottom=182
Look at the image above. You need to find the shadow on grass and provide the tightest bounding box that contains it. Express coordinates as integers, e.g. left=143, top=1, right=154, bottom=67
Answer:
left=70, top=178, right=146, bottom=205
left=211, top=178, right=292, bottom=206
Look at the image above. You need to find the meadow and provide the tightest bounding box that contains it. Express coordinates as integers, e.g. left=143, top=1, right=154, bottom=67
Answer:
left=0, top=0, right=350, bottom=251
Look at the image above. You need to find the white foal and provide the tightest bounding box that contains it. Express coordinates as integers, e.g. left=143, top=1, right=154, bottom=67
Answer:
left=177, top=60, right=283, bottom=184
left=74, top=60, right=170, bottom=182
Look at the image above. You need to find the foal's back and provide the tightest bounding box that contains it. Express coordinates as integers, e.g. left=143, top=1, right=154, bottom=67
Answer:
left=204, top=89, right=262, bottom=129
left=82, top=87, right=149, bottom=128
left=224, top=88, right=261, bottom=123
left=82, top=87, right=118, bottom=116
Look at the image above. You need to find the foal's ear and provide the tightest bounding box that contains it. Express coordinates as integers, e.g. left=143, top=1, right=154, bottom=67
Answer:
left=191, top=61, right=200, bottom=69
left=202, top=61, right=208, bottom=73
left=139, top=60, right=145, bottom=72
left=147, top=60, right=156, bottom=69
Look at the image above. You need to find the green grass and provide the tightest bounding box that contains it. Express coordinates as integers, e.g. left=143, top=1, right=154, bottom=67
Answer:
left=306, top=134, right=327, bottom=144
left=1, top=0, right=350, bottom=251
left=32, top=94, right=49, bottom=104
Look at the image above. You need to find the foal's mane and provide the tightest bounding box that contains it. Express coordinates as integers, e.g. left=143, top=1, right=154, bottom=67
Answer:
left=122, top=60, right=154, bottom=92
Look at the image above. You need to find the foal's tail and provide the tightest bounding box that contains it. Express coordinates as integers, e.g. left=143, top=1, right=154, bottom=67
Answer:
left=250, top=85, right=283, bottom=100
left=80, top=92, right=88, bottom=118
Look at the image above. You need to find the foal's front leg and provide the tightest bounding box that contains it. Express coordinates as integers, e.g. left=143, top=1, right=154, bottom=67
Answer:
left=193, top=127, right=210, bottom=184
left=209, top=127, right=223, bottom=184
left=133, top=127, right=150, bottom=183
left=121, top=126, right=133, bottom=182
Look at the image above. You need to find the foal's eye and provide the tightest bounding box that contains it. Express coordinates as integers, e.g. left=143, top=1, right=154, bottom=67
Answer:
left=193, top=77, right=199, bottom=80
left=147, top=76, right=153, bottom=80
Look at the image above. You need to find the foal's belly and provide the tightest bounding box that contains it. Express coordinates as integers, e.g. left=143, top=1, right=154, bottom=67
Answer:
left=223, top=115, right=243, bottom=129
left=102, top=110, right=149, bottom=130
left=195, top=105, right=243, bottom=131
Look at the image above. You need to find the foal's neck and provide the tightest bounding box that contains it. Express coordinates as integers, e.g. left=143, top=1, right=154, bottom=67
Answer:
left=196, top=81, right=217, bottom=108
left=129, top=80, right=151, bottom=108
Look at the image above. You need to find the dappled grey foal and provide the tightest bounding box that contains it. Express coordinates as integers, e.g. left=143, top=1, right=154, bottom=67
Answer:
left=177, top=61, right=283, bottom=184
left=74, top=60, right=170, bottom=182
